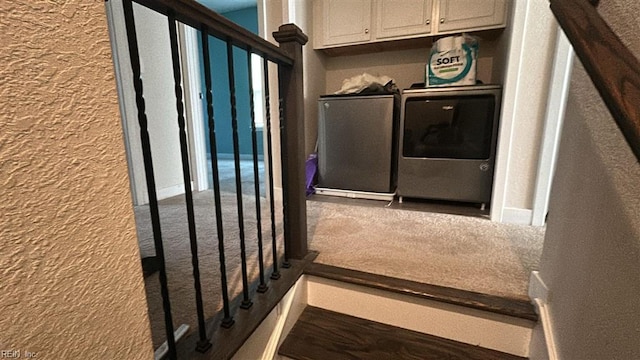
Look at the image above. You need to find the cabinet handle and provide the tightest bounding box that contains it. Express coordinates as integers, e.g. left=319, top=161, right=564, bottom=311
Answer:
left=365, top=28, right=369, bottom=34
left=440, top=18, right=445, bottom=24
left=425, top=19, right=430, bottom=25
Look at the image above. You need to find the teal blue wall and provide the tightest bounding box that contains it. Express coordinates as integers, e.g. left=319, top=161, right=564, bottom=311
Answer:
left=198, top=6, right=263, bottom=156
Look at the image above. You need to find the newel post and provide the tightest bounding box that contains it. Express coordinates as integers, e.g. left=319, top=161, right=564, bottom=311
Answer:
left=273, top=24, right=308, bottom=260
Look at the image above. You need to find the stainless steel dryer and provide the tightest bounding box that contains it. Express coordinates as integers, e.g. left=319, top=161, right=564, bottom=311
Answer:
left=397, top=85, right=502, bottom=206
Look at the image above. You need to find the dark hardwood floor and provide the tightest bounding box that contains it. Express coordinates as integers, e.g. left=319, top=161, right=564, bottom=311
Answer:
left=279, top=306, right=527, bottom=360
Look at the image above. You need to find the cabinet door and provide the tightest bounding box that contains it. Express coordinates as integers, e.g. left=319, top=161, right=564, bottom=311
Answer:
left=376, top=0, right=433, bottom=39
left=322, top=0, right=372, bottom=46
left=437, top=0, right=506, bottom=33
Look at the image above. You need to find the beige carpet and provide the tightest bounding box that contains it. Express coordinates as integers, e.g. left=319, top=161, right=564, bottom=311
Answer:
left=135, top=189, right=544, bottom=348
left=307, top=199, right=545, bottom=300
left=135, top=190, right=284, bottom=348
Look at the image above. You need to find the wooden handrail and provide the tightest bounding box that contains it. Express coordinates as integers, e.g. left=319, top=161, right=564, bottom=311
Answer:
left=133, top=0, right=294, bottom=66
left=550, top=0, right=640, bottom=160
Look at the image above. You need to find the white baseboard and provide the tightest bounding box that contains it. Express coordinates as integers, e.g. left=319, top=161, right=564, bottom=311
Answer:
left=532, top=299, right=558, bottom=360
left=528, top=271, right=558, bottom=360
left=136, top=183, right=191, bottom=205
left=502, top=207, right=533, bottom=225
left=277, top=277, right=308, bottom=350
left=231, top=305, right=279, bottom=360
left=154, top=324, right=189, bottom=360
left=528, top=271, right=549, bottom=304
left=231, top=277, right=306, bottom=360
left=157, top=182, right=193, bottom=201
left=261, top=280, right=304, bottom=360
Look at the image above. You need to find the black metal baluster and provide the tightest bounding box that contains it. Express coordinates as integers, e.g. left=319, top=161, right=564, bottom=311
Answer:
left=167, top=12, right=211, bottom=353
left=247, top=49, right=268, bottom=293
left=278, top=96, right=291, bottom=269
left=263, top=61, right=280, bottom=280
left=122, top=1, right=177, bottom=358
left=226, top=41, right=253, bottom=309
left=201, top=27, right=234, bottom=328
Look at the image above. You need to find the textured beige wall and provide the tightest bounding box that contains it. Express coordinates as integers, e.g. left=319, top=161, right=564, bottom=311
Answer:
left=1, top=1, right=154, bottom=358
left=533, top=1, right=640, bottom=356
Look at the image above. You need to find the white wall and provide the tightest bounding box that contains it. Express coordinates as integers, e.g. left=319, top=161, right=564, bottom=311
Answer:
left=289, top=0, right=328, bottom=155
left=262, top=0, right=285, bottom=194
left=261, top=0, right=328, bottom=201
left=108, top=1, right=185, bottom=205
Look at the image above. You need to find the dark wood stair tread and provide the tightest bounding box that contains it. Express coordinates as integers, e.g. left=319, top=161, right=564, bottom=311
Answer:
left=279, top=306, right=527, bottom=360
left=305, top=262, right=538, bottom=322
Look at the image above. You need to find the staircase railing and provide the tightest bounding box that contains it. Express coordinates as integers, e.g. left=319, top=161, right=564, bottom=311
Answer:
left=550, top=0, right=640, bottom=161
left=118, top=0, right=308, bottom=358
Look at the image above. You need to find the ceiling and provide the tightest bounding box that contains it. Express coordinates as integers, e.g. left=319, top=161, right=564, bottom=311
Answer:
left=197, top=0, right=257, bottom=13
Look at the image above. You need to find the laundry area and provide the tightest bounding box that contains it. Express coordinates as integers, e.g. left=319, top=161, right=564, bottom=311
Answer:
left=315, top=80, right=502, bottom=212
left=309, top=16, right=505, bottom=215
left=296, top=0, right=561, bottom=298
left=301, top=0, right=560, bottom=226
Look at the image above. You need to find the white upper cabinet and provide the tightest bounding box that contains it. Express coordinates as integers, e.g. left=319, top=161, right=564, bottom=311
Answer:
left=436, top=0, right=506, bottom=33
left=321, top=0, right=372, bottom=46
left=376, top=0, right=433, bottom=39
left=314, top=0, right=508, bottom=50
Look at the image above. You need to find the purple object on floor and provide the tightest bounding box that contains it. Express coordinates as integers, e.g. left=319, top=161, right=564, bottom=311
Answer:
left=305, top=153, right=318, bottom=196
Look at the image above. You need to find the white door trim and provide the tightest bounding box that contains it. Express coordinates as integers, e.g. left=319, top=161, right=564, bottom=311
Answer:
left=180, top=24, right=209, bottom=192
left=531, top=29, right=574, bottom=226
left=490, top=0, right=529, bottom=223
left=105, top=0, right=144, bottom=205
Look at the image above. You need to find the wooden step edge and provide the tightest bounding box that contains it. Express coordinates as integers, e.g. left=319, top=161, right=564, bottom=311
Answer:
left=176, top=251, right=319, bottom=359
left=279, top=306, right=528, bottom=360
left=304, top=262, right=538, bottom=322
